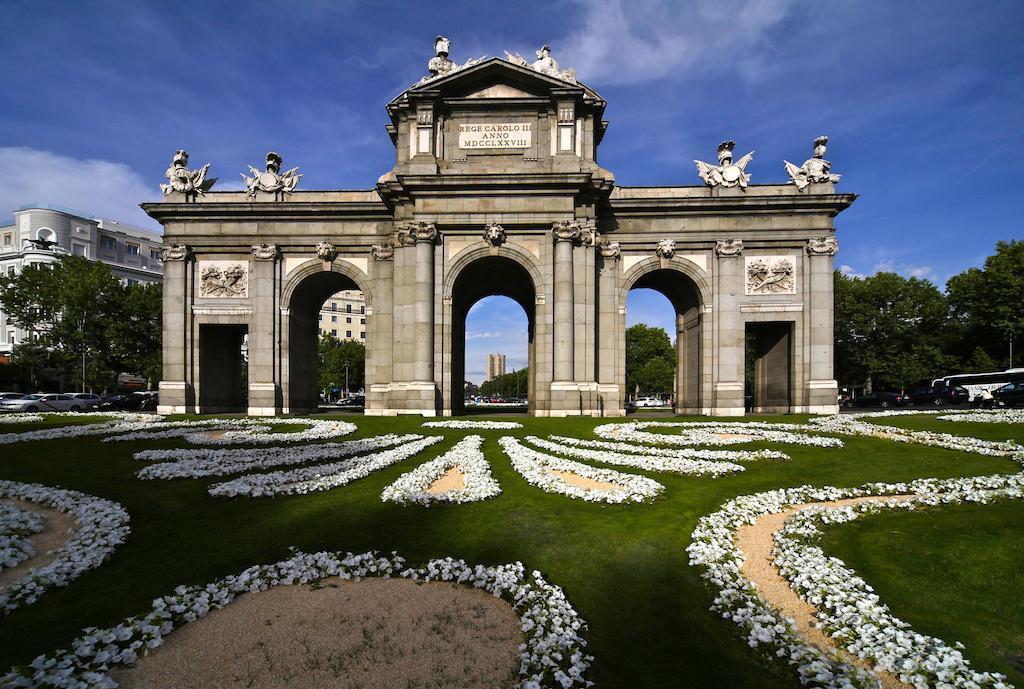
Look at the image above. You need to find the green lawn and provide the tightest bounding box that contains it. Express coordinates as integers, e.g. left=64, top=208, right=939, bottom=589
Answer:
left=0, top=413, right=1020, bottom=688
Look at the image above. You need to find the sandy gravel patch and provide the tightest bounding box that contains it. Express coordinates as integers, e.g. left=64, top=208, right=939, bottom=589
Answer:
left=200, top=430, right=229, bottom=441
left=736, top=495, right=913, bottom=689
left=549, top=470, right=621, bottom=492
left=712, top=433, right=756, bottom=441
left=110, top=578, right=522, bottom=689
left=0, top=498, right=75, bottom=589
left=426, top=466, right=466, bottom=494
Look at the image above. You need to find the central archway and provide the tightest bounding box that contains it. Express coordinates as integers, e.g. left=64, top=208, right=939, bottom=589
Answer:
left=620, top=266, right=705, bottom=414
left=449, top=255, right=537, bottom=416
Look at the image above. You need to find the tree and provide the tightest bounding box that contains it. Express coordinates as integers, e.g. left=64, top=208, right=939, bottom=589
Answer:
left=625, top=324, right=675, bottom=394
left=947, top=239, right=1024, bottom=368
left=318, top=334, right=365, bottom=394
left=479, top=368, right=528, bottom=398
left=0, top=256, right=162, bottom=391
left=834, top=270, right=954, bottom=390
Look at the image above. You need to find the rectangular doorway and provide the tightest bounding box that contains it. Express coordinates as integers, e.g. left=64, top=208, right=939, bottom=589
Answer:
left=745, top=322, right=792, bottom=413
left=199, top=324, right=249, bottom=413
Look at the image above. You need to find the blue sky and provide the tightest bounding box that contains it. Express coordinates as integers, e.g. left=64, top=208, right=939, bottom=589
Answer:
left=2, top=1, right=1021, bottom=382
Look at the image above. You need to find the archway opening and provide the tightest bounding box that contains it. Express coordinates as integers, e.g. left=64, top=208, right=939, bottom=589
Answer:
left=623, top=269, right=703, bottom=415
left=198, top=324, right=248, bottom=413
left=450, top=256, right=535, bottom=416
left=745, top=321, right=793, bottom=413
left=288, top=270, right=367, bottom=414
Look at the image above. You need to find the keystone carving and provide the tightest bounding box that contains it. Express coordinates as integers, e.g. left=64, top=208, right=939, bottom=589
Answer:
left=655, top=238, right=676, bottom=260
left=785, top=136, right=841, bottom=191
left=250, top=243, right=278, bottom=261
left=551, top=220, right=582, bottom=243
left=806, top=236, right=839, bottom=256
left=371, top=242, right=395, bottom=261
left=482, top=222, right=506, bottom=246
left=160, top=150, right=216, bottom=201
left=315, top=241, right=338, bottom=262
left=159, top=243, right=190, bottom=261
left=714, top=239, right=744, bottom=257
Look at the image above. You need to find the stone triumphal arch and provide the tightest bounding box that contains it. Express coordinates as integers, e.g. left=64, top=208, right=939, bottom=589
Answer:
left=145, top=41, right=854, bottom=417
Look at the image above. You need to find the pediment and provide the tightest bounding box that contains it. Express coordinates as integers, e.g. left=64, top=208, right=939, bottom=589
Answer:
left=465, top=83, right=538, bottom=99
left=398, top=58, right=603, bottom=103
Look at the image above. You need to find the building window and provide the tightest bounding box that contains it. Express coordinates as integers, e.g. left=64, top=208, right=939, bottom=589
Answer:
left=127, top=279, right=139, bottom=287
left=346, top=330, right=352, bottom=338
left=346, top=304, right=352, bottom=313
left=100, top=236, right=116, bottom=251
left=318, top=314, right=322, bottom=321
left=72, top=244, right=87, bottom=257
left=126, top=243, right=140, bottom=256
left=360, top=331, right=366, bottom=338
left=150, top=249, right=161, bottom=260
left=331, top=303, right=337, bottom=311
left=2, top=234, right=11, bottom=247
left=360, top=318, right=365, bottom=324
left=346, top=317, right=351, bottom=323
left=331, top=315, right=337, bottom=323
left=360, top=305, right=365, bottom=314
left=331, top=329, right=337, bottom=336
left=6, top=267, right=14, bottom=277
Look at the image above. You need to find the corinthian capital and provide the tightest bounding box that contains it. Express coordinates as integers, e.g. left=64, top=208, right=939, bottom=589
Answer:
left=551, top=220, right=582, bottom=243
left=371, top=242, right=395, bottom=261
left=806, top=236, right=839, bottom=256
left=398, top=221, right=437, bottom=245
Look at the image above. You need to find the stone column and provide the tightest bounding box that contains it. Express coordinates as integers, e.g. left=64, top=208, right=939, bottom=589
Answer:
left=806, top=236, right=840, bottom=413
left=157, top=243, right=191, bottom=414
left=551, top=221, right=580, bottom=381
left=596, top=240, right=622, bottom=415
left=713, top=239, right=745, bottom=416
left=412, top=224, right=436, bottom=382
left=247, top=243, right=280, bottom=416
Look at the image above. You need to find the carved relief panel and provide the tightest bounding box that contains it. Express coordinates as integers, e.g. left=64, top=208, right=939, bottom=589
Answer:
left=744, top=256, right=797, bottom=295
left=198, top=261, right=249, bottom=298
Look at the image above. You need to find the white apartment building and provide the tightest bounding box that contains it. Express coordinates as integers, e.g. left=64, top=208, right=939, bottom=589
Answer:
left=318, top=289, right=366, bottom=341
left=0, top=205, right=164, bottom=361
left=486, top=353, right=506, bottom=382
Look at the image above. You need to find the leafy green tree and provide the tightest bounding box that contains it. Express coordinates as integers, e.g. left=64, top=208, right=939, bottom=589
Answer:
left=479, top=368, right=528, bottom=398
left=947, top=240, right=1024, bottom=368
left=834, top=270, right=954, bottom=390
left=0, top=255, right=162, bottom=390
left=625, top=324, right=675, bottom=394
left=318, top=334, right=365, bottom=394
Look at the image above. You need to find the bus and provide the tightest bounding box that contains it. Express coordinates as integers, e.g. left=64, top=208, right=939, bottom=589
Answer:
left=932, top=368, right=1024, bottom=398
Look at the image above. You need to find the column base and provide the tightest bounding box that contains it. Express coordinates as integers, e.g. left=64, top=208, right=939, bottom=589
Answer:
left=370, top=381, right=438, bottom=417
left=247, top=383, right=280, bottom=417
left=157, top=380, right=193, bottom=415
left=712, top=382, right=745, bottom=417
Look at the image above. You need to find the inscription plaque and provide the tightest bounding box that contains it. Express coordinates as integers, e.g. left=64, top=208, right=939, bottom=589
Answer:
left=458, top=122, right=532, bottom=149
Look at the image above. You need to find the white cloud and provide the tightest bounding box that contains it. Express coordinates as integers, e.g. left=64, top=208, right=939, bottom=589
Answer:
left=0, top=147, right=159, bottom=230
left=466, top=331, right=503, bottom=340
left=555, top=0, right=797, bottom=85
left=838, top=264, right=866, bottom=279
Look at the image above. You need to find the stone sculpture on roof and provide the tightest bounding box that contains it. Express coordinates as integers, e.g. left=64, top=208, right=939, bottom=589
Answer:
left=160, top=150, right=216, bottom=200
left=504, top=44, right=578, bottom=84
left=242, top=152, right=302, bottom=200
left=695, top=141, right=754, bottom=189
left=785, top=135, right=841, bottom=191
left=420, top=35, right=485, bottom=84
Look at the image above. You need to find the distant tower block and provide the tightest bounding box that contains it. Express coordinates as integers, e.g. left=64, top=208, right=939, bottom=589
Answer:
left=486, top=353, right=507, bottom=382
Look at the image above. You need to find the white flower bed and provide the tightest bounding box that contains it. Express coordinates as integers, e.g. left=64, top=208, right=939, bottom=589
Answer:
left=381, top=435, right=501, bottom=506
left=525, top=436, right=744, bottom=478
left=0, top=502, right=44, bottom=572
left=0, top=480, right=130, bottom=615
left=937, top=409, right=1024, bottom=424
left=548, top=435, right=790, bottom=462
left=423, top=420, right=523, bottom=429
left=105, top=418, right=358, bottom=445
left=135, top=434, right=415, bottom=480
left=0, top=549, right=592, bottom=689
left=810, top=414, right=1022, bottom=456
left=594, top=421, right=844, bottom=448
left=499, top=437, right=663, bottom=504
left=0, top=414, right=44, bottom=424
left=687, top=470, right=1024, bottom=689
left=209, top=436, right=444, bottom=498
left=0, top=413, right=160, bottom=445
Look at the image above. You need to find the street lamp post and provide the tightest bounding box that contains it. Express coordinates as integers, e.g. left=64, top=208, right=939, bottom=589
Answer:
left=78, top=317, right=87, bottom=393
left=343, top=358, right=350, bottom=398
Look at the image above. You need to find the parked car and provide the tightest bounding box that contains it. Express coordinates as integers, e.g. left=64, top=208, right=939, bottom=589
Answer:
left=133, top=392, right=158, bottom=412
left=0, top=393, right=88, bottom=412
left=993, top=382, right=1024, bottom=407
left=842, top=391, right=909, bottom=409
left=632, top=396, right=666, bottom=408
left=0, top=392, right=25, bottom=401
left=906, top=385, right=970, bottom=407
left=70, top=393, right=103, bottom=409
left=337, top=394, right=365, bottom=408
left=96, top=394, right=140, bottom=411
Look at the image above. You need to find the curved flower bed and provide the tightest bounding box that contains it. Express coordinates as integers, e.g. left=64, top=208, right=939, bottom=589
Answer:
left=135, top=434, right=413, bottom=480
left=525, top=436, right=744, bottom=477
left=937, top=409, right=1024, bottom=424
left=687, top=467, right=1024, bottom=689
left=0, top=503, right=44, bottom=572
left=810, top=414, right=1022, bottom=456
left=499, top=437, right=663, bottom=504
left=423, top=420, right=523, bottom=429
left=0, top=414, right=44, bottom=424
left=381, top=435, right=501, bottom=506
left=0, top=480, right=130, bottom=615
left=105, top=418, right=358, bottom=445
left=594, top=421, right=844, bottom=448
left=548, top=435, right=789, bottom=462
left=0, top=549, right=592, bottom=689
left=0, top=413, right=161, bottom=446
left=209, top=436, right=444, bottom=498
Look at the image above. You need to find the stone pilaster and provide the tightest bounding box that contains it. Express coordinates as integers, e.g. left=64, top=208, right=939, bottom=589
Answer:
left=806, top=236, right=840, bottom=413
left=247, top=244, right=280, bottom=415
left=713, top=239, right=745, bottom=416
left=596, top=240, right=622, bottom=415
left=551, top=221, right=579, bottom=382
left=157, top=243, right=192, bottom=414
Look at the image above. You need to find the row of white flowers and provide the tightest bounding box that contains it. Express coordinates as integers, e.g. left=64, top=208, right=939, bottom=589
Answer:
left=0, top=413, right=159, bottom=445
left=208, top=436, right=444, bottom=498
left=0, top=549, right=592, bottom=689
left=687, top=469, right=1024, bottom=689
left=773, top=480, right=1022, bottom=689
left=381, top=435, right=501, bottom=506
left=549, top=434, right=790, bottom=463
left=0, top=502, right=44, bottom=572
left=106, top=418, right=358, bottom=445
left=0, top=480, right=130, bottom=615
left=499, top=436, right=663, bottom=504
left=937, top=409, right=1024, bottom=424
left=525, top=436, right=745, bottom=478
left=594, top=421, right=845, bottom=448
left=0, top=414, right=44, bottom=424
left=423, top=420, right=523, bottom=429
left=809, top=414, right=1022, bottom=456
left=134, top=434, right=414, bottom=480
